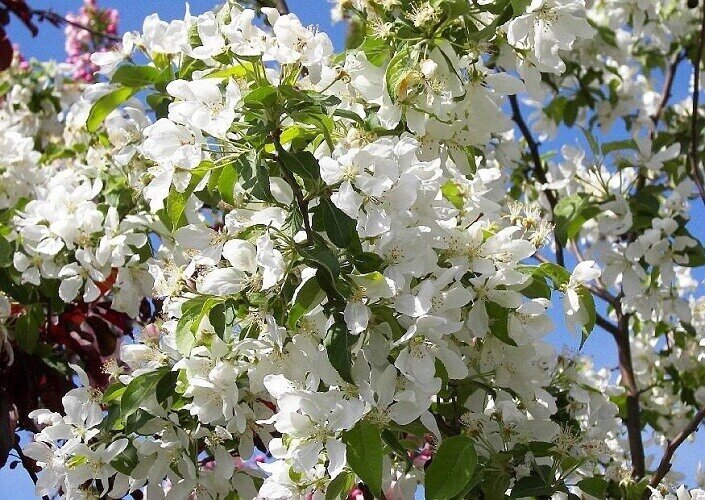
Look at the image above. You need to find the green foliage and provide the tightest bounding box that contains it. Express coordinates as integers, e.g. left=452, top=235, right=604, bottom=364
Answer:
left=424, top=436, right=477, bottom=500
left=343, top=420, right=384, bottom=496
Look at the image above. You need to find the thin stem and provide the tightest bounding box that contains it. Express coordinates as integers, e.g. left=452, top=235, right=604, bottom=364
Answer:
left=651, top=52, right=686, bottom=132
left=689, top=4, right=705, bottom=208
left=508, top=94, right=565, bottom=267
left=31, top=9, right=121, bottom=42
left=649, top=406, right=705, bottom=488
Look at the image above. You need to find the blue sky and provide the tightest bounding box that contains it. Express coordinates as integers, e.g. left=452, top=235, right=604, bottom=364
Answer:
left=2, top=0, right=703, bottom=497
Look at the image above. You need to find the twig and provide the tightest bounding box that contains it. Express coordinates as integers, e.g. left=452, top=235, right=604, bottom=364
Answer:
left=509, top=94, right=565, bottom=267
left=651, top=51, right=686, bottom=132
left=689, top=5, right=705, bottom=208
left=649, top=406, right=705, bottom=488
left=274, top=0, right=290, bottom=15
left=31, top=9, right=121, bottom=42
left=254, top=0, right=290, bottom=15
left=13, top=441, right=50, bottom=500
left=595, top=313, right=620, bottom=337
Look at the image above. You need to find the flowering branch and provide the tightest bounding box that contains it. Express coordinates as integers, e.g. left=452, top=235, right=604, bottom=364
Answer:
left=31, top=8, right=120, bottom=42
left=649, top=406, right=705, bottom=488
left=689, top=4, right=705, bottom=208
left=651, top=51, right=686, bottom=131
left=509, top=94, right=565, bottom=267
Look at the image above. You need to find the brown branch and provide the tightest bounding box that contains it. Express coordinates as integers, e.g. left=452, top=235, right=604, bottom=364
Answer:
left=689, top=5, right=705, bottom=208
left=31, top=9, right=121, bottom=42
left=649, top=406, right=705, bottom=488
left=274, top=0, right=290, bottom=15
left=651, top=51, right=686, bottom=132
left=509, top=94, right=565, bottom=267
left=613, top=312, right=646, bottom=479
left=595, top=313, right=620, bottom=337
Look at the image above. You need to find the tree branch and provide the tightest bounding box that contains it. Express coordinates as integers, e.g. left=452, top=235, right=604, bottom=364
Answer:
left=651, top=52, right=686, bottom=128
left=31, top=9, right=121, bottom=42
left=509, top=94, right=565, bottom=267
left=649, top=406, right=705, bottom=488
left=274, top=0, right=290, bottom=15
left=613, top=312, right=646, bottom=479
left=595, top=313, right=620, bottom=338
left=689, top=4, right=705, bottom=209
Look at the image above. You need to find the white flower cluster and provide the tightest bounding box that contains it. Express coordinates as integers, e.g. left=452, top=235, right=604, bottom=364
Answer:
left=12, top=0, right=705, bottom=498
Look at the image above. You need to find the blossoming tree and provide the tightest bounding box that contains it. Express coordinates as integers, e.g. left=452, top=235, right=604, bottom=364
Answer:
left=4, top=0, right=705, bottom=498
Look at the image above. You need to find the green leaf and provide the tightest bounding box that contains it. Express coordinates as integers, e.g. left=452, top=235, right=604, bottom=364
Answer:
left=510, top=475, right=555, bottom=498
left=325, top=471, right=356, bottom=500
left=554, top=194, right=599, bottom=246
left=601, top=139, right=636, bottom=155
left=0, top=237, right=12, bottom=267
left=288, top=278, right=326, bottom=330
left=110, top=441, right=139, bottom=475
left=102, top=383, right=127, bottom=404
left=111, top=65, right=163, bottom=87
left=121, top=368, right=169, bottom=418
left=510, top=0, right=531, bottom=13
left=243, top=85, right=278, bottom=108
left=425, top=436, right=477, bottom=500
left=155, top=370, right=179, bottom=405
left=343, top=421, right=384, bottom=496
left=358, top=36, right=388, bottom=66
left=14, top=303, right=44, bottom=353
left=538, top=262, right=571, bottom=289
left=298, top=244, right=340, bottom=278
left=207, top=63, right=252, bottom=80
left=485, top=302, right=517, bottom=346
left=278, top=148, right=320, bottom=186
left=578, top=286, right=596, bottom=348
left=217, top=162, right=238, bottom=206
left=681, top=241, right=705, bottom=267
left=353, top=252, right=384, bottom=274
left=86, top=87, right=139, bottom=133
left=0, top=268, right=38, bottom=304
left=441, top=181, right=464, bottom=209
left=577, top=477, right=608, bottom=499
left=165, top=161, right=212, bottom=230
left=325, top=320, right=353, bottom=383
left=146, top=92, right=171, bottom=119
left=518, top=266, right=551, bottom=299
left=175, top=300, right=205, bottom=355
left=319, top=198, right=356, bottom=248
left=385, top=46, right=412, bottom=102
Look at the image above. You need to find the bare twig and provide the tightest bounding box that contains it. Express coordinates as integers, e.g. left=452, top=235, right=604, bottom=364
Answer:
left=649, top=406, right=705, bottom=488
left=31, top=8, right=121, bottom=42
left=509, top=94, right=565, bottom=267
left=689, top=5, right=705, bottom=208
left=651, top=51, right=686, bottom=132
